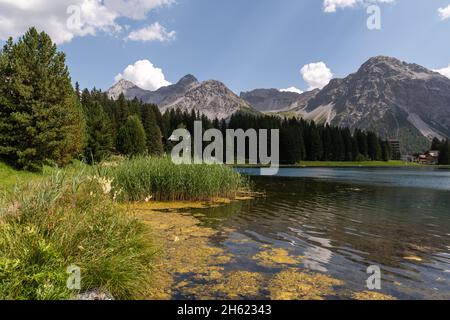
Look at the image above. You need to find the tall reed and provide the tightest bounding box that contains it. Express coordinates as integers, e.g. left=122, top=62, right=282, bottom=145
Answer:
left=98, top=156, right=249, bottom=202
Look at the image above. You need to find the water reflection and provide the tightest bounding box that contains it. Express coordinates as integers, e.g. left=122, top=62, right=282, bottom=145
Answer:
left=188, top=169, right=450, bottom=299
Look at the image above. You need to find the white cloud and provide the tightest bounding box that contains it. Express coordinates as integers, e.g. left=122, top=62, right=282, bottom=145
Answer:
left=114, top=59, right=171, bottom=91
left=438, top=5, right=450, bottom=20
left=104, top=0, right=174, bottom=20
left=323, top=0, right=394, bottom=13
left=433, top=64, right=450, bottom=79
left=127, top=22, right=175, bottom=42
left=0, top=0, right=174, bottom=44
left=323, top=0, right=357, bottom=12
left=301, top=62, right=333, bottom=90
left=280, top=87, right=304, bottom=94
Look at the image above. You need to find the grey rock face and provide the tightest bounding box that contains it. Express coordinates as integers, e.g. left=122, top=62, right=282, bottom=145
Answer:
left=298, top=56, right=450, bottom=153
left=162, top=80, right=257, bottom=120
left=107, top=79, right=149, bottom=101
left=240, top=89, right=302, bottom=112
left=107, top=75, right=256, bottom=120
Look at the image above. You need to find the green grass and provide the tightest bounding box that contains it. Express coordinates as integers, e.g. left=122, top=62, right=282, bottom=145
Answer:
left=0, top=169, right=155, bottom=300
left=98, top=156, right=249, bottom=202
left=297, top=161, right=421, bottom=167
left=0, top=162, right=42, bottom=192
left=0, top=161, right=93, bottom=193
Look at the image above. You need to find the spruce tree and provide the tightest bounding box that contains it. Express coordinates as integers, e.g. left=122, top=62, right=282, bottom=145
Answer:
left=381, top=140, right=392, bottom=162
left=431, top=137, right=443, bottom=151
left=117, top=116, right=147, bottom=156
left=84, top=101, right=113, bottom=164
left=355, top=130, right=369, bottom=158
left=140, top=105, right=164, bottom=155
left=438, top=140, right=450, bottom=165
left=367, top=132, right=382, bottom=161
left=307, top=124, right=323, bottom=161
left=0, top=28, right=85, bottom=171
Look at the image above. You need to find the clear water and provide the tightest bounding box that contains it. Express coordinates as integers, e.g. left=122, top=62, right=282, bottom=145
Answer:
left=186, top=168, right=450, bottom=299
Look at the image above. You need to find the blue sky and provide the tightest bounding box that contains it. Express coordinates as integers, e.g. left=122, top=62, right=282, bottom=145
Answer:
left=1, top=0, right=450, bottom=94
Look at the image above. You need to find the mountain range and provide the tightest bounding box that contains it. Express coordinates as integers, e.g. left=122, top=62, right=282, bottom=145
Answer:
left=108, top=74, right=255, bottom=120
left=107, top=56, right=450, bottom=154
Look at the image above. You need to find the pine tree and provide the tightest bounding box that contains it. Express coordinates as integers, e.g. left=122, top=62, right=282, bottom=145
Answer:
left=307, top=123, right=323, bottom=161
left=355, top=130, right=368, bottom=158
left=84, top=101, right=113, bottom=164
left=438, top=140, right=450, bottom=165
left=367, top=132, right=382, bottom=161
left=431, top=137, right=443, bottom=151
left=75, top=82, right=81, bottom=102
left=117, top=116, right=147, bottom=156
left=381, top=140, right=392, bottom=162
left=140, top=105, right=164, bottom=155
left=280, top=126, right=304, bottom=164
left=0, top=28, right=85, bottom=171
left=342, top=128, right=354, bottom=161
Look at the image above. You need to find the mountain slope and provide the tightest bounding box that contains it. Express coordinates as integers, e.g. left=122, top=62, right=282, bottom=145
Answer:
left=107, top=75, right=257, bottom=120
left=107, top=56, right=450, bottom=153
left=161, top=80, right=257, bottom=119
left=107, top=79, right=149, bottom=101
left=240, top=89, right=302, bottom=112
left=295, top=56, right=450, bottom=153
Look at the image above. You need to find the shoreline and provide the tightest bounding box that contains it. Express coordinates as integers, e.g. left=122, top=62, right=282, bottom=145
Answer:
left=232, top=161, right=450, bottom=169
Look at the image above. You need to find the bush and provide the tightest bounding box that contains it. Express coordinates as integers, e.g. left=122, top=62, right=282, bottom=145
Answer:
left=99, top=156, right=249, bottom=202
left=0, top=170, right=154, bottom=300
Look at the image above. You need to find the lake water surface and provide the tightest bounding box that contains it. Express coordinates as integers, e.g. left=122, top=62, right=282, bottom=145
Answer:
left=185, top=168, right=450, bottom=299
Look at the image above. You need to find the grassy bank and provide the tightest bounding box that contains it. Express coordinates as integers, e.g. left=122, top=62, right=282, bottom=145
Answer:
left=0, top=161, right=94, bottom=192
left=0, top=162, right=42, bottom=192
left=0, top=157, right=250, bottom=299
left=99, top=156, right=249, bottom=202
left=0, top=170, right=155, bottom=300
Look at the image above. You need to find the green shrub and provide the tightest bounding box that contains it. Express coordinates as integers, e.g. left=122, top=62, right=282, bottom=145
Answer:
left=0, top=170, right=154, bottom=300
left=99, top=156, right=249, bottom=202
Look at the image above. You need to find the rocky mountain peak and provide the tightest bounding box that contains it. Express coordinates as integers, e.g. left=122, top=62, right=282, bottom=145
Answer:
left=240, top=88, right=304, bottom=112
left=177, top=74, right=199, bottom=86
left=110, top=79, right=138, bottom=91
left=356, top=55, right=435, bottom=81
left=107, top=79, right=143, bottom=100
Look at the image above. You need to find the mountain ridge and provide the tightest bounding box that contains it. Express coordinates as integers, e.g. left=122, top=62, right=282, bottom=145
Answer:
left=107, top=56, right=450, bottom=153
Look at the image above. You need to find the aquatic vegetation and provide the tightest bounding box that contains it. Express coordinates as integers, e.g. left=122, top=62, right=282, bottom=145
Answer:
left=253, top=248, right=302, bottom=268
left=352, top=291, right=396, bottom=300
left=98, top=156, right=249, bottom=202
left=132, top=206, right=233, bottom=299
left=268, top=269, right=343, bottom=300
left=210, top=271, right=264, bottom=299
left=0, top=171, right=155, bottom=300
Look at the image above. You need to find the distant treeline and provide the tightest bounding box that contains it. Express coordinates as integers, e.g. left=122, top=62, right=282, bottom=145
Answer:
left=0, top=27, right=393, bottom=171
left=81, top=88, right=393, bottom=165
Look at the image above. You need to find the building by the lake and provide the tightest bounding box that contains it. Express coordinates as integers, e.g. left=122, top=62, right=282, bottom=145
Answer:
left=388, top=140, right=402, bottom=160
left=418, top=150, right=440, bottom=165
